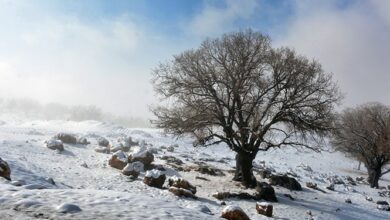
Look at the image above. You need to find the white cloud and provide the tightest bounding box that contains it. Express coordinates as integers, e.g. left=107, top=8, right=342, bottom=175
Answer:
left=276, top=1, right=390, bottom=107
left=188, top=0, right=258, bottom=37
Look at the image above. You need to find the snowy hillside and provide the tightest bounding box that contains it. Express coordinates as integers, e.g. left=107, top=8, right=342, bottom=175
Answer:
left=0, top=117, right=390, bottom=220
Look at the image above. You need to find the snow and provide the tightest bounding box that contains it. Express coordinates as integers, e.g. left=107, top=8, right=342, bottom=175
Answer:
left=0, top=116, right=389, bottom=219
left=123, top=162, right=144, bottom=173
left=145, top=169, right=163, bottom=178
left=223, top=205, right=244, bottom=213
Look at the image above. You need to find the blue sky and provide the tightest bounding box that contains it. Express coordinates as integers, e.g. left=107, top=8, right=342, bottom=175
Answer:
left=0, top=0, right=389, bottom=117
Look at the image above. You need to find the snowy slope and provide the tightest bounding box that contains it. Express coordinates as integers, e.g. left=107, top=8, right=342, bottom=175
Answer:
left=0, top=117, right=390, bottom=220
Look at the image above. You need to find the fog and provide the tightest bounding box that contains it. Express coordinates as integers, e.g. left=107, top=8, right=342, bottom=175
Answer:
left=0, top=0, right=389, bottom=126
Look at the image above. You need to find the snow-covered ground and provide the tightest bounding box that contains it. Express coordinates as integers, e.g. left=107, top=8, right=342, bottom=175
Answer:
left=0, top=116, right=389, bottom=219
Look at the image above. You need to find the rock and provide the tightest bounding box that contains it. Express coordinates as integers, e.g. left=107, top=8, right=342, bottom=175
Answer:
left=108, top=151, right=128, bottom=170
left=54, top=133, right=77, bottom=144
left=255, top=182, right=278, bottom=202
left=192, top=204, right=212, bottom=215
left=167, top=145, right=175, bottom=152
left=161, top=156, right=184, bottom=165
left=269, top=175, right=302, bottom=191
left=11, top=180, right=26, bottom=186
left=213, top=192, right=231, bottom=200
left=306, top=182, right=318, bottom=189
left=97, top=137, right=110, bottom=147
left=80, top=162, right=88, bottom=168
left=298, top=163, right=313, bottom=172
left=0, top=157, right=11, bottom=181
left=366, top=196, right=373, bottom=202
left=221, top=205, right=250, bottom=220
left=45, top=177, right=56, bottom=185
left=195, top=165, right=224, bottom=176
left=345, top=176, right=356, bottom=185
left=168, top=176, right=197, bottom=194
left=169, top=186, right=197, bottom=198
left=377, top=201, right=389, bottom=205
left=195, top=176, right=210, bottom=181
left=122, top=162, right=144, bottom=178
left=77, top=137, right=89, bottom=145
left=377, top=201, right=390, bottom=211
left=257, top=169, right=273, bottom=179
left=95, top=146, right=110, bottom=154
left=345, top=198, right=352, bottom=204
left=326, top=183, right=335, bottom=191
left=356, top=176, right=365, bottom=182
left=45, top=139, right=64, bottom=151
left=284, top=194, right=295, bottom=200
left=110, top=143, right=123, bottom=153
left=327, top=175, right=345, bottom=185
left=220, top=201, right=227, bottom=206
left=256, top=202, right=273, bottom=217
left=143, top=169, right=166, bottom=188
left=128, top=146, right=154, bottom=167
left=56, top=203, right=82, bottom=213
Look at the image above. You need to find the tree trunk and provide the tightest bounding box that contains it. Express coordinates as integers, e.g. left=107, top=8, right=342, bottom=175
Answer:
left=233, top=151, right=257, bottom=188
left=367, top=167, right=381, bottom=188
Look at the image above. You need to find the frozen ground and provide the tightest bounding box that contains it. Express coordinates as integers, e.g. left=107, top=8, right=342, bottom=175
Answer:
left=0, top=116, right=389, bottom=219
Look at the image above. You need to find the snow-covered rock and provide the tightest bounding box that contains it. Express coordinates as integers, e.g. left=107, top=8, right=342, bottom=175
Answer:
left=221, top=205, right=250, bottom=220
left=77, top=136, right=90, bottom=145
left=108, top=151, right=128, bottom=170
left=0, top=157, right=11, bottom=181
left=144, top=169, right=165, bottom=188
left=169, top=186, right=197, bottom=198
left=56, top=203, right=82, bottom=213
left=45, top=139, right=64, bottom=151
left=95, top=146, right=110, bottom=154
left=128, top=146, right=154, bottom=167
left=97, top=137, right=109, bottom=147
left=256, top=202, right=273, bottom=217
left=54, top=133, right=77, bottom=144
left=122, top=161, right=144, bottom=177
left=168, top=176, right=196, bottom=194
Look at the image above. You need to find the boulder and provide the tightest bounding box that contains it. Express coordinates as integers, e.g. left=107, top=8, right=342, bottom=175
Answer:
left=221, top=205, right=250, bottom=220
left=167, top=145, right=175, bottom=152
left=327, top=175, right=345, bottom=185
left=256, top=202, right=273, bottom=217
left=128, top=146, right=154, bottom=167
left=326, top=183, right=335, bottom=191
left=195, top=165, right=224, bottom=176
left=377, top=201, right=390, bottom=211
left=122, top=161, right=144, bottom=177
left=169, top=186, right=197, bottom=198
left=54, top=133, right=77, bottom=144
left=143, top=169, right=166, bottom=188
left=108, top=151, right=127, bottom=170
left=161, top=156, right=183, bottom=165
left=97, top=137, right=110, bottom=147
left=306, top=182, right=318, bottom=189
left=56, top=203, right=82, bottom=213
left=269, top=175, right=302, bottom=191
left=168, top=176, right=196, bottom=194
left=110, top=143, right=123, bottom=153
left=0, top=157, right=11, bottom=181
left=95, top=146, right=110, bottom=154
left=345, top=198, right=352, bottom=204
left=45, top=139, right=64, bottom=151
left=255, top=182, right=278, bottom=202
left=77, top=137, right=89, bottom=145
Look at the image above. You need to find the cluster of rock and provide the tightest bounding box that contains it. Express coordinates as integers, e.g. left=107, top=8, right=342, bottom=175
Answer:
left=44, top=133, right=90, bottom=151
left=95, top=136, right=139, bottom=154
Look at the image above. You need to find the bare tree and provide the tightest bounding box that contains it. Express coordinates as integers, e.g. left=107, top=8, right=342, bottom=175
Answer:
left=152, top=30, right=341, bottom=187
left=332, top=103, right=390, bottom=188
